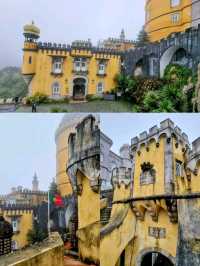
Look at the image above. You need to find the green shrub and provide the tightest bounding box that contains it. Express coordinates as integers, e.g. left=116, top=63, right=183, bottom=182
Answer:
left=50, top=107, right=61, bottom=113
left=26, top=92, right=48, bottom=105
left=164, top=64, right=193, bottom=85
left=86, top=94, right=103, bottom=101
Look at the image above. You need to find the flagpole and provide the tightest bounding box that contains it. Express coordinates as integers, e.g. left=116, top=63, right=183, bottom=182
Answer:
left=48, top=190, right=50, bottom=237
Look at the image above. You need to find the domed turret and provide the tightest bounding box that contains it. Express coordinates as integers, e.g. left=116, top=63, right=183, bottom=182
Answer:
left=23, top=21, right=40, bottom=42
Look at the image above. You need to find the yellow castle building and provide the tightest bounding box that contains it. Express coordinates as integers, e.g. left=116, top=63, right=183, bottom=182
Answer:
left=145, top=0, right=200, bottom=42
left=21, top=22, right=125, bottom=100
left=101, top=119, right=200, bottom=266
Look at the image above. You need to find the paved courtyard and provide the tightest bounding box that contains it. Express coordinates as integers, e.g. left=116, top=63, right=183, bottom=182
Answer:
left=14, top=100, right=133, bottom=113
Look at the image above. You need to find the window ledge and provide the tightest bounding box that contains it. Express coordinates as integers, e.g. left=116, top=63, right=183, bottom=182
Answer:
left=97, top=73, right=107, bottom=77
left=50, top=72, right=63, bottom=76
left=72, top=70, right=89, bottom=75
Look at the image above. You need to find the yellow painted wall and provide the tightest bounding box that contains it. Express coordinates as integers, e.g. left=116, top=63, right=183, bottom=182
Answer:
left=0, top=232, right=64, bottom=266
left=133, top=138, right=166, bottom=197
left=145, top=0, right=192, bottom=42
left=76, top=170, right=100, bottom=264
left=22, top=43, right=121, bottom=97
left=3, top=210, right=33, bottom=249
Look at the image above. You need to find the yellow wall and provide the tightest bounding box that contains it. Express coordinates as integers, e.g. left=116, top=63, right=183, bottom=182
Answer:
left=22, top=43, right=121, bottom=97
left=134, top=138, right=165, bottom=197
left=3, top=210, right=33, bottom=249
left=0, top=232, right=64, bottom=266
left=76, top=170, right=100, bottom=264
left=145, top=0, right=192, bottom=42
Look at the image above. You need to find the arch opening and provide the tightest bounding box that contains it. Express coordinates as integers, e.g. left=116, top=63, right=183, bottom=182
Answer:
left=134, top=59, right=144, bottom=77
left=141, top=252, right=174, bottom=266
left=73, top=78, right=86, bottom=100
left=160, top=46, right=190, bottom=77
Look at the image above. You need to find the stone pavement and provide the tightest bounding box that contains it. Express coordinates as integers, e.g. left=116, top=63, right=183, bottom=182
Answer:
left=64, top=255, right=96, bottom=266
left=0, top=104, right=17, bottom=112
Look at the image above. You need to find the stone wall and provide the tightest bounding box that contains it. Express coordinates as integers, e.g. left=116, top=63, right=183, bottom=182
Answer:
left=0, top=232, right=64, bottom=266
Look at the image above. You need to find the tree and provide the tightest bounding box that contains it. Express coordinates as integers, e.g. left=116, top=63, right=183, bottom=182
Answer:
left=49, top=178, right=58, bottom=195
left=135, top=26, right=150, bottom=47
left=27, top=221, right=48, bottom=244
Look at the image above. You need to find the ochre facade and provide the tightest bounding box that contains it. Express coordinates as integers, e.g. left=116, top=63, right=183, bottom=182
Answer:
left=21, top=23, right=121, bottom=99
left=145, top=0, right=192, bottom=42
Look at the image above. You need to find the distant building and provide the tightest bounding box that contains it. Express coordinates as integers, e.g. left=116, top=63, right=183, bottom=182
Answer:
left=0, top=173, right=47, bottom=206
left=98, top=29, right=135, bottom=51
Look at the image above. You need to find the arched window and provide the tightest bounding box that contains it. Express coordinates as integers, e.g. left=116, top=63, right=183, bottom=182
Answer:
left=98, top=62, right=106, bottom=75
left=29, top=56, right=32, bottom=64
left=52, top=82, right=60, bottom=96
left=52, top=58, right=63, bottom=74
left=97, top=82, right=104, bottom=94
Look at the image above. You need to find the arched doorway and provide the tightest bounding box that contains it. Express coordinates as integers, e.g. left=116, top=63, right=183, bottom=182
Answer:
left=73, top=78, right=86, bottom=100
left=134, top=59, right=144, bottom=77
left=160, top=46, right=189, bottom=77
left=141, top=252, right=174, bottom=266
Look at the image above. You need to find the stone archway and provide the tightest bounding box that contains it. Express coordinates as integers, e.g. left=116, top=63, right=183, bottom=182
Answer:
left=73, top=78, right=87, bottom=100
left=134, top=59, right=144, bottom=77
left=141, top=252, right=174, bottom=266
left=160, top=46, right=189, bottom=77
left=136, top=248, right=175, bottom=266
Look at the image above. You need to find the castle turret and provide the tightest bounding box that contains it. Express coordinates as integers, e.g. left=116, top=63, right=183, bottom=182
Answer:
left=22, top=21, right=40, bottom=93
left=32, top=172, right=39, bottom=191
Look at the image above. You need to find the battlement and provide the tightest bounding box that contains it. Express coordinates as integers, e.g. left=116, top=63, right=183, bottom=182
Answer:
left=131, top=119, right=189, bottom=150
left=105, top=37, right=135, bottom=44
left=0, top=204, right=34, bottom=212
left=111, top=167, right=132, bottom=187
left=36, top=41, right=123, bottom=56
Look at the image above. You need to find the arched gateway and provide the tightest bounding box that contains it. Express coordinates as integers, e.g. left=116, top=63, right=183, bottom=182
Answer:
left=141, top=252, right=174, bottom=266
left=73, top=78, right=87, bottom=100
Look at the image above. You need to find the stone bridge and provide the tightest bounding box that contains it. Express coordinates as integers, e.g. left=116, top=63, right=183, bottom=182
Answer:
left=124, top=24, right=200, bottom=78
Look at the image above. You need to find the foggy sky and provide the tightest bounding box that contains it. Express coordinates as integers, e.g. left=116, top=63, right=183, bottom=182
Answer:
left=0, top=0, right=145, bottom=69
left=0, top=114, right=63, bottom=194
left=101, top=114, right=200, bottom=154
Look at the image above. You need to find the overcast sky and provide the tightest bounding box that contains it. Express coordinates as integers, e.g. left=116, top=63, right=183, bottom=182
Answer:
left=0, top=114, right=63, bottom=194
left=0, top=0, right=145, bottom=69
left=101, top=114, right=200, bottom=154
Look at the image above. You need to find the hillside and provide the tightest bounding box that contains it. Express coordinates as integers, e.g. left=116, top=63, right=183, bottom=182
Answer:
left=0, top=67, right=28, bottom=98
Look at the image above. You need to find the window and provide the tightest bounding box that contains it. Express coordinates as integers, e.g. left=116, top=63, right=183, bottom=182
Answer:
left=171, top=13, right=180, bottom=24
left=171, top=0, right=180, bottom=7
left=97, top=82, right=104, bottom=94
left=74, top=58, right=87, bottom=72
left=29, top=56, right=32, bottom=64
left=98, top=62, right=106, bottom=75
left=176, top=160, right=183, bottom=176
left=52, top=58, right=63, bottom=74
left=52, top=82, right=60, bottom=96
left=11, top=218, right=19, bottom=233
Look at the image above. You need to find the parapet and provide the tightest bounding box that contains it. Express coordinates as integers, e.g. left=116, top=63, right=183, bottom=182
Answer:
left=111, top=167, right=132, bottom=188
left=131, top=119, right=189, bottom=151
